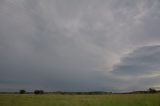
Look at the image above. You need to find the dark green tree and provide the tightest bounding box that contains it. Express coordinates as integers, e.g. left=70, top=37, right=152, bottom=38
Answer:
left=34, top=90, right=44, bottom=94
left=19, top=90, right=26, bottom=94
left=148, top=88, right=156, bottom=93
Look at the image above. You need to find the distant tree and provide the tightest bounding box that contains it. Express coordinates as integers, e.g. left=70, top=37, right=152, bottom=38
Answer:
left=148, top=88, right=156, bottom=93
left=34, top=90, right=44, bottom=94
left=19, top=90, right=26, bottom=94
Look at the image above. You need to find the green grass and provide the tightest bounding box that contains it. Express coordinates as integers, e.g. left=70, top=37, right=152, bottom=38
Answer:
left=0, top=94, right=160, bottom=106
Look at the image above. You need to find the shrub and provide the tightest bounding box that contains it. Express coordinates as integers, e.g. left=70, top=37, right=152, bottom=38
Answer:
left=148, top=88, right=157, bottom=93
left=34, top=90, right=44, bottom=94
left=19, top=90, right=26, bottom=94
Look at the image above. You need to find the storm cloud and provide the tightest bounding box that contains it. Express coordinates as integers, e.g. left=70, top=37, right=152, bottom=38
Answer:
left=113, top=45, right=160, bottom=76
left=0, top=0, right=160, bottom=92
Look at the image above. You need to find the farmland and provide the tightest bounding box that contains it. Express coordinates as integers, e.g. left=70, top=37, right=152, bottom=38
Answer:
left=0, top=94, right=160, bottom=106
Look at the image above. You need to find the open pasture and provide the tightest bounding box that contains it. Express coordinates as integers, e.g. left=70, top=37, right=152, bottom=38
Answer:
left=0, top=94, right=160, bottom=106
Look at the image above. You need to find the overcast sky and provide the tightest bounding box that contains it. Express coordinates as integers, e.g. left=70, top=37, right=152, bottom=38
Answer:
left=0, top=0, right=160, bottom=92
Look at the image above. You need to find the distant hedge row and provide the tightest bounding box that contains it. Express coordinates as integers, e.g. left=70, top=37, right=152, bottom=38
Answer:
left=34, top=90, right=44, bottom=94
left=19, top=90, right=44, bottom=94
left=18, top=88, right=159, bottom=94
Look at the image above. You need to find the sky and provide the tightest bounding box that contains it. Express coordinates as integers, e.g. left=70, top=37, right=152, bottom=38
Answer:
left=0, top=0, right=160, bottom=92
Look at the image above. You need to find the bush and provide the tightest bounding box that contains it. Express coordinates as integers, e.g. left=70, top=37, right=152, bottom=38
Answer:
left=34, top=90, right=44, bottom=94
left=19, top=90, right=26, bottom=94
left=148, top=88, right=156, bottom=93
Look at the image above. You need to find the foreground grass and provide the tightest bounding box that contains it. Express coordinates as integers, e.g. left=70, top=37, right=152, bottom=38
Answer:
left=0, top=94, right=160, bottom=106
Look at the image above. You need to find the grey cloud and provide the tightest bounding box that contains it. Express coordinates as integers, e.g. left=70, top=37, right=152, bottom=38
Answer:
left=112, top=45, right=160, bottom=76
left=0, top=0, right=160, bottom=92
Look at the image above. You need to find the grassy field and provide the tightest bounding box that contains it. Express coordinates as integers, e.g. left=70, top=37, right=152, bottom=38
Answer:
left=0, top=94, right=160, bottom=106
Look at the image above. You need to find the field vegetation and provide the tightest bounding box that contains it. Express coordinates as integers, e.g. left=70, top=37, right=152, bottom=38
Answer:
left=0, top=93, right=160, bottom=106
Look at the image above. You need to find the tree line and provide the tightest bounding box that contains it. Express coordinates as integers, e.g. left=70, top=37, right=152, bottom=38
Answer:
left=19, top=90, right=44, bottom=94
left=18, top=88, right=160, bottom=95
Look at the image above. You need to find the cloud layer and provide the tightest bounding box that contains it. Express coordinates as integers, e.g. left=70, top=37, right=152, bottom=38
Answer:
left=0, top=0, right=160, bottom=92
